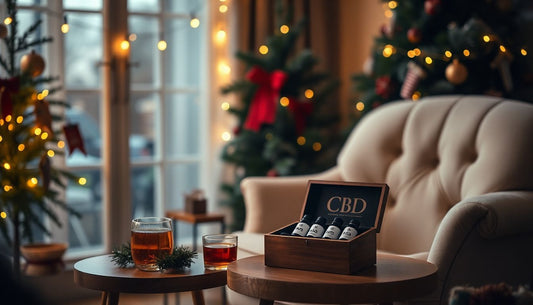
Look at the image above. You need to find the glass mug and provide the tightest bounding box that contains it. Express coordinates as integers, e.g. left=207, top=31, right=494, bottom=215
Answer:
left=131, top=217, right=174, bottom=271
left=202, top=234, right=238, bottom=270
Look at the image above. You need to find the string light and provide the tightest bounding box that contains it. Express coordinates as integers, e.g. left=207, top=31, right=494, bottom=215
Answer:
left=221, top=131, right=231, bottom=141
left=412, top=91, right=422, bottom=100
left=47, top=150, right=55, bottom=157
left=0, top=212, right=6, bottom=219
left=304, top=89, right=314, bottom=99
left=312, top=142, right=322, bottom=151
left=3, top=163, right=11, bottom=170
left=18, top=144, right=25, bottom=151
left=355, top=101, right=365, bottom=112
left=120, top=39, right=130, bottom=51
left=388, top=1, right=398, bottom=9
left=259, top=45, right=269, bottom=55
left=215, top=30, right=226, bottom=43
left=16, top=116, right=23, bottom=123
left=3, top=185, right=13, bottom=192
left=219, top=4, right=228, bottom=13
left=521, top=48, right=528, bottom=56
left=279, top=96, right=290, bottom=107
left=128, top=33, right=137, bottom=42
left=78, top=177, right=87, bottom=185
left=297, top=136, right=306, bottom=145
left=27, top=177, right=38, bottom=188
left=280, top=25, right=289, bottom=34
left=499, top=45, right=507, bottom=53
left=4, top=17, right=12, bottom=25
left=157, top=39, right=167, bottom=51
left=190, top=17, right=200, bottom=28
left=218, top=62, right=231, bottom=75
left=425, top=56, right=433, bottom=64
left=61, top=15, right=69, bottom=34
left=483, top=35, right=490, bottom=43
left=444, top=50, right=452, bottom=58
left=382, top=44, right=395, bottom=58
left=220, top=102, right=230, bottom=111
left=463, top=49, right=470, bottom=57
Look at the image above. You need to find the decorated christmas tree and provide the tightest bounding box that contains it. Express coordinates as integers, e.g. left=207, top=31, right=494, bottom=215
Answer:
left=220, top=1, right=341, bottom=230
left=352, top=0, right=533, bottom=117
left=0, top=0, right=84, bottom=275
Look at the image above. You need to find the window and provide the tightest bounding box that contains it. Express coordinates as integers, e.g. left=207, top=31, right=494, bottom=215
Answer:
left=0, top=0, right=209, bottom=258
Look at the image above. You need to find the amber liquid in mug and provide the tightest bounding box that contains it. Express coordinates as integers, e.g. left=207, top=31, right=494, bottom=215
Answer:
left=203, top=242, right=237, bottom=270
left=131, top=229, right=173, bottom=271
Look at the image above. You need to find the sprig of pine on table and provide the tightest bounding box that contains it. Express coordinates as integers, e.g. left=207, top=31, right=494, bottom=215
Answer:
left=111, top=243, right=197, bottom=271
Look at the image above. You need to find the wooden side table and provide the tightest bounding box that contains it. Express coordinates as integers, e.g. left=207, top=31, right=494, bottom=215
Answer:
left=74, top=254, right=226, bottom=305
left=165, top=210, right=225, bottom=251
left=227, top=253, right=438, bottom=305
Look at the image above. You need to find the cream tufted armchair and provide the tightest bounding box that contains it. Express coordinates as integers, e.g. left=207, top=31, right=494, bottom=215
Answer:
left=228, top=95, right=533, bottom=305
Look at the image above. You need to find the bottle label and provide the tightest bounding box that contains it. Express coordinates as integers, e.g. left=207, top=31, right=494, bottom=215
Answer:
left=322, top=226, right=341, bottom=239
left=306, top=224, right=325, bottom=237
left=291, top=222, right=310, bottom=236
left=339, top=227, right=359, bottom=240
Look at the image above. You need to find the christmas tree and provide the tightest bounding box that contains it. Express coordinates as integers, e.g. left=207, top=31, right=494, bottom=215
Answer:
left=0, top=0, right=84, bottom=275
left=220, top=1, right=341, bottom=230
left=352, top=0, right=533, bottom=116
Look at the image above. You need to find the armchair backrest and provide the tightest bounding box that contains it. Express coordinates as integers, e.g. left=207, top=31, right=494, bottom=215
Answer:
left=337, top=95, right=533, bottom=254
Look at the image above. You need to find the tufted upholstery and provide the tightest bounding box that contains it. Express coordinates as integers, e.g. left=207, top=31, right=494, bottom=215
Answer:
left=228, top=95, right=533, bottom=305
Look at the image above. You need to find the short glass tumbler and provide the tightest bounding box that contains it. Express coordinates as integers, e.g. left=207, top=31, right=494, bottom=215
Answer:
left=202, top=234, right=238, bottom=270
left=131, top=217, right=173, bottom=271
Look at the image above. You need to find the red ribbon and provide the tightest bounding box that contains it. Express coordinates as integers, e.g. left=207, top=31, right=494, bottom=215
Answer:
left=0, top=77, right=20, bottom=118
left=63, top=123, right=87, bottom=156
left=244, top=66, right=288, bottom=131
left=287, top=97, right=313, bottom=135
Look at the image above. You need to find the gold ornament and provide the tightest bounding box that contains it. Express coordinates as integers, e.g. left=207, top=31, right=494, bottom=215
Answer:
left=445, top=59, right=468, bottom=85
left=20, top=50, right=46, bottom=77
left=0, top=23, right=7, bottom=39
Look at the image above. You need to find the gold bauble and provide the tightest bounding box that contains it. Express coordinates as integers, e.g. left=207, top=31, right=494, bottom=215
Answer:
left=445, top=59, right=468, bottom=85
left=20, top=50, right=46, bottom=77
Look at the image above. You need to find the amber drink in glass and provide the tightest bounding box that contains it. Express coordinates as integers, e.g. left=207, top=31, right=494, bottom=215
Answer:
left=202, top=234, right=237, bottom=270
left=131, top=217, right=173, bottom=271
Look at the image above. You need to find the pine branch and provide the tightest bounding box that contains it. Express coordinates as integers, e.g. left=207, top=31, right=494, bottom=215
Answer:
left=156, top=245, right=197, bottom=271
left=111, top=243, right=134, bottom=268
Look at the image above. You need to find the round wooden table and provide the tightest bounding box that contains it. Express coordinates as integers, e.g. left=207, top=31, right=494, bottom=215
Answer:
left=227, top=253, right=438, bottom=305
left=74, top=254, right=226, bottom=305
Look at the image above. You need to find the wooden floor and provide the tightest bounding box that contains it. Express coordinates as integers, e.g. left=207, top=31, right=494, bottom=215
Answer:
left=63, top=286, right=226, bottom=305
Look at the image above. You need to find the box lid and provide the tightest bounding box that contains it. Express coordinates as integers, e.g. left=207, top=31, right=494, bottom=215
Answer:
left=300, top=180, right=389, bottom=232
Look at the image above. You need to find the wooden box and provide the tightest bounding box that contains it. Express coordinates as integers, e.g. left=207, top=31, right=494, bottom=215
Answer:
left=184, top=190, right=207, bottom=214
left=264, top=180, right=389, bottom=274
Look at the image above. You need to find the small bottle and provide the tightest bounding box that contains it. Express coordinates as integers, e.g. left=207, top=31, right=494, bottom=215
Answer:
left=305, top=216, right=327, bottom=238
left=322, top=217, right=344, bottom=239
left=339, top=219, right=360, bottom=240
left=291, top=214, right=313, bottom=236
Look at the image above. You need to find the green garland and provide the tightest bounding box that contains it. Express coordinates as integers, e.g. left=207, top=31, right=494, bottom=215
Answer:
left=111, top=243, right=197, bottom=272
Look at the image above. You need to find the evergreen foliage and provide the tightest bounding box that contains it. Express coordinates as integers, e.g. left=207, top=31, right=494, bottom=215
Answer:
left=220, top=1, right=342, bottom=230
left=0, top=0, right=82, bottom=267
left=352, top=0, right=533, bottom=118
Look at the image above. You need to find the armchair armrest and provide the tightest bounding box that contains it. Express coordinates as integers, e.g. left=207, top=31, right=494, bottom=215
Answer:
left=240, top=167, right=341, bottom=233
left=427, top=191, right=533, bottom=304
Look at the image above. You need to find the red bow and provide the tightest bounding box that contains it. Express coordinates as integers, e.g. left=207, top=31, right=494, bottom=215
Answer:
left=244, top=66, right=288, bottom=131
left=287, top=97, right=313, bottom=135
left=0, top=77, right=20, bottom=118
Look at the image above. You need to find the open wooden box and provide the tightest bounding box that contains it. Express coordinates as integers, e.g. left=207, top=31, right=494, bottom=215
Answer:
left=264, top=180, right=389, bottom=274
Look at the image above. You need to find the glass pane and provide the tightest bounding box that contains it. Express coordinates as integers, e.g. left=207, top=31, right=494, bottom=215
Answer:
left=163, top=0, right=203, bottom=14
left=131, top=166, right=155, bottom=218
left=128, top=0, right=159, bottom=12
left=64, top=13, right=103, bottom=89
left=129, top=15, right=160, bottom=87
left=65, top=93, right=102, bottom=164
left=164, top=163, right=199, bottom=211
left=17, top=0, right=46, bottom=6
left=64, top=0, right=102, bottom=10
left=164, top=93, right=200, bottom=156
left=130, top=93, right=156, bottom=160
left=67, top=169, right=103, bottom=250
left=164, top=18, right=202, bottom=88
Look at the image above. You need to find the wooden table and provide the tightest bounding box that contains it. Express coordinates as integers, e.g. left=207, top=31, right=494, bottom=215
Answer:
left=74, top=254, right=226, bottom=305
left=166, top=211, right=225, bottom=251
left=227, top=253, right=438, bottom=305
